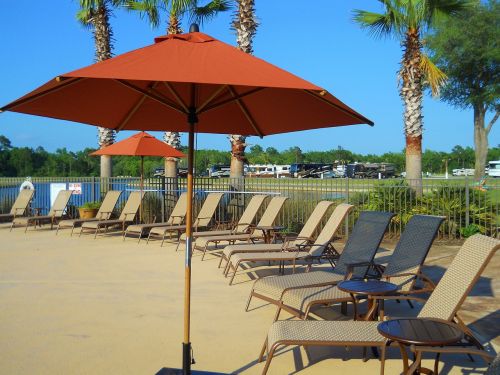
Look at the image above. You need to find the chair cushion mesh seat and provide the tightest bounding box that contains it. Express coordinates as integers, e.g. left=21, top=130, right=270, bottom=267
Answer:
left=281, top=285, right=351, bottom=312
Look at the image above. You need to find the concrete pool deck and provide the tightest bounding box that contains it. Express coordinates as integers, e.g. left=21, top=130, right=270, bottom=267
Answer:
left=0, top=223, right=498, bottom=374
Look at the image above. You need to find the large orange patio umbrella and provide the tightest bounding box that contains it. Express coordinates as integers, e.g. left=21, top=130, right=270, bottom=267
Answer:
left=90, top=131, right=185, bottom=222
left=1, top=25, right=373, bottom=374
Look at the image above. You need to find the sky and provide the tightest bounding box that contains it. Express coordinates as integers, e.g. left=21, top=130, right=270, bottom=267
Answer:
left=0, top=1, right=497, bottom=154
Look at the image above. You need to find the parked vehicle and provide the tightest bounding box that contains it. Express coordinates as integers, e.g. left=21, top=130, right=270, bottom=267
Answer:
left=487, top=161, right=500, bottom=178
left=346, top=162, right=396, bottom=179
left=246, top=164, right=291, bottom=178
left=290, top=163, right=334, bottom=178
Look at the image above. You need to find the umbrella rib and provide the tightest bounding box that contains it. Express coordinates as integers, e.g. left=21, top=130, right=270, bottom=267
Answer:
left=114, top=79, right=187, bottom=115
left=163, top=82, right=189, bottom=113
left=114, top=82, right=159, bottom=132
left=0, top=77, right=84, bottom=112
left=196, top=84, right=228, bottom=114
left=198, top=87, right=265, bottom=114
left=303, top=89, right=374, bottom=126
left=227, top=86, right=264, bottom=137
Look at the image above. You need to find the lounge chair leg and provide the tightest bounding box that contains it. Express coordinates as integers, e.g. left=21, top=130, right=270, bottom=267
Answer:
left=229, top=262, right=239, bottom=285
left=94, top=227, right=99, bottom=239
left=218, top=254, right=225, bottom=268
left=70, top=226, right=75, bottom=237
left=201, top=247, right=208, bottom=261
left=272, top=306, right=282, bottom=322
left=380, top=345, right=387, bottom=375
left=258, top=339, right=268, bottom=363
left=56, top=224, right=60, bottom=235
left=341, top=302, right=347, bottom=315
left=245, top=291, right=254, bottom=312
left=147, top=232, right=151, bottom=244
left=10, top=222, right=14, bottom=231
left=261, top=344, right=277, bottom=375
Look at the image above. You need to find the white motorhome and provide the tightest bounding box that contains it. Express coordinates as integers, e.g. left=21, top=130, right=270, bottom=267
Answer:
left=246, top=164, right=291, bottom=178
left=487, top=161, right=500, bottom=178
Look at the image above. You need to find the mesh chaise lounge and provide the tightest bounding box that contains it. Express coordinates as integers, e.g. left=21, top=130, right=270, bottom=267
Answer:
left=259, top=234, right=500, bottom=375
left=124, top=192, right=188, bottom=242
left=219, top=201, right=338, bottom=270
left=11, top=190, right=73, bottom=232
left=225, top=203, right=355, bottom=285
left=191, top=194, right=269, bottom=239
left=56, top=190, right=122, bottom=235
left=274, top=215, right=444, bottom=321
left=245, top=211, right=395, bottom=311
left=0, top=189, right=34, bottom=223
left=80, top=191, right=144, bottom=238
left=147, top=192, right=224, bottom=247
left=192, top=196, right=289, bottom=259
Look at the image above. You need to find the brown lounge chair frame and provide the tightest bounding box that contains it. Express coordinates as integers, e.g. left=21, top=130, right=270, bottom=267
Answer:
left=79, top=191, right=144, bottom=238
left=146, top=192, right=224, bottom=247
left=245, top=210, right=395, bottom=310
left=192, top=196, right=289, bottom=260
left=225, top=203, right=354, bottom=285
left=56, top=190, right=122, bottom=236
left=0, top=189, right=34, bottom=224
left=123, top=192, right=188, bottom=242
left=11, top=190, right=73, bottom=232
left=273, top=215, right=445, bottom=322
left=258, top=234, right=500, bottom=375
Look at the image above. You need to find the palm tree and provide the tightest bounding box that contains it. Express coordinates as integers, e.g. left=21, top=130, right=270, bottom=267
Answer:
left=128, top=0, right=230, bottom=178
left=353, top=0, right=473, bottom=191
left=77, top=0, right=123, bottom=178
left=229, top=0, right=257, bottom=179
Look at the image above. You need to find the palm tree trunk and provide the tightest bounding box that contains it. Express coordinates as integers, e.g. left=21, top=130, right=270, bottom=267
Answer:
left=93, top=2, right=115, bottom=178
left=230, top=0, right=257, bottom=179
left=400, top=29, right=423, bottom=194
left=473, top=105, right=488, bottom=180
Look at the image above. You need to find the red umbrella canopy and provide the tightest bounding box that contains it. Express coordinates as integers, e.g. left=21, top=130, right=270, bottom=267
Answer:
left=90, top=131, right=185, bottom=158
left=2, top=32, right=373, bottom=135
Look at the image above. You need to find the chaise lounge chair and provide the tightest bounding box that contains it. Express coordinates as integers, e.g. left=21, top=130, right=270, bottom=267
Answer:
left=0, top=189, right=34, bottom=223
left=12, top=190, right=73, bottom=232
left=225, top=203, right=355, bottom=285
left=80, top=191, right=144, bottom=238
left=124, top=192, right=188, bottom=242
left=192, top=196, right=289, bottom=260
left=245, top=211, right=395, bottom=311
left=274, top=215, right=444, bottom=321
left=147, top=192, right=224, bottom=247
left=191, top=194, right=269, bottom=239
left=56, top=190, right=122, bottom=235
left=259, top=234, right=500, bottom=375
left=219, top=201, right=338, bottom=270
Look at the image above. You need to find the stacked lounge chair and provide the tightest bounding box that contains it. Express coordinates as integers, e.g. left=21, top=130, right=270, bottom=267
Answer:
left=12, top=190, right=73, bottom=232
left=80, top=191, right=144, bottom=238
left=192, top=196, right=289, bottom=260
left=274, top=215, right=444, bottom=321
left=259, top=234, right=500, bottom=374
left=0, top=189, right=34, bottom=223
left=147, top=192, right=224, bottom=247
left=225, top=203, right=355, bottom=285
left=56, top=190, right=122, bottom=235
left=124, top=192, right=188, bottom=242
left=245, top=211, right=395, bottom=311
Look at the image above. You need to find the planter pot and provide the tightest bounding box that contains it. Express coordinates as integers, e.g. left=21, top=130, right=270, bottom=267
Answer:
left=78, top=208, right=99, bottom=219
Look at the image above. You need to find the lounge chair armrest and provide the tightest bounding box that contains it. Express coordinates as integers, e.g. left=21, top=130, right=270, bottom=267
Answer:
left=13, top=207, right=26, bottom=215
left=170, top=215, right=185, bottom=225
left=345, top=261, right=375, bottom=280
left=123, top=212, right=136, bottom=221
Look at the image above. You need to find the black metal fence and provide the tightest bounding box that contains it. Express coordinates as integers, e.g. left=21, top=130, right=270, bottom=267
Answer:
left=1, top=176, right=498, bottom=240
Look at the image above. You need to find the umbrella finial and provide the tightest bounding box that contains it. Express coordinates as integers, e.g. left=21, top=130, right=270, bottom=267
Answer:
left=189, top=23, right=199, bottom=33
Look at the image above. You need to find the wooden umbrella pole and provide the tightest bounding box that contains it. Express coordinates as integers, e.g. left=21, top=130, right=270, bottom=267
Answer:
left=183, top=115, right=196, bottom=374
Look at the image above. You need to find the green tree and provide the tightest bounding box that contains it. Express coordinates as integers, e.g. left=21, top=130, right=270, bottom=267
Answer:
left=426, top=0, right=499, bottom=179
left=353, top=0, right=473, bottom=192
left=77, top=0, right=124, bottom=178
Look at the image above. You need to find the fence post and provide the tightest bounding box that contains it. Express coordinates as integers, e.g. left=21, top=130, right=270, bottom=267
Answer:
left=91, top=176, right=95, bottom=202
left=161, top=175, right=166, bottom=222
left=345, top=177, right=350, bottom=237
left=465, top=175, right=470, bottom=227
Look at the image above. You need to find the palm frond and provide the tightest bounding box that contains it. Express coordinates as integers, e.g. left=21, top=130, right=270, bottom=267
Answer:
left=191, top=0, right=232, bottom=25
left=125, top=0, right=161, bottom=27
left=76, top=8, right=94, bottom=26
left=425, top=0, right=477, bottom=30
left=352, top=10, right=398, bottom=38
left=421, top=53, right=447, bottom=96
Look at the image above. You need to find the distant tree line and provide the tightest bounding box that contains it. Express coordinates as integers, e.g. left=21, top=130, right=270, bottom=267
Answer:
left=1, top=135, right=499, bottom=178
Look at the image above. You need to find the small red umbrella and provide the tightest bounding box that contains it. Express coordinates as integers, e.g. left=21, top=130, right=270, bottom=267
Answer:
left=2, top=25, right=373, bottom=374
left=91, top=131, right=186, bottom=222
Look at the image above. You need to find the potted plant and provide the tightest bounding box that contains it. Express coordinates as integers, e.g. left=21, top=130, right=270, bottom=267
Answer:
left=78, top=201, right=100, bottom=219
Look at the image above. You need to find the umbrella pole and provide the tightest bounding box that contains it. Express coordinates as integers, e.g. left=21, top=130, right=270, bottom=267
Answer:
left=140, top=156, right=144, bottom=222
left=183, top=118, right=196, bottom=374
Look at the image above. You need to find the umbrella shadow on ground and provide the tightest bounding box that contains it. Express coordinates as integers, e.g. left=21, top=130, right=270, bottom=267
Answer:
left=156, top=368, right=233, bottom=375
